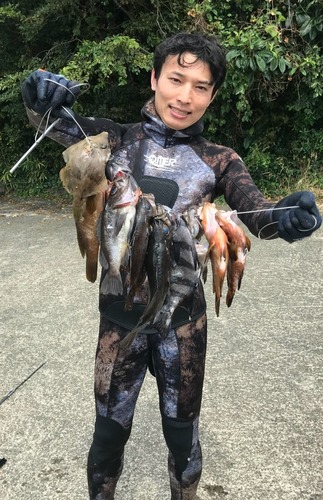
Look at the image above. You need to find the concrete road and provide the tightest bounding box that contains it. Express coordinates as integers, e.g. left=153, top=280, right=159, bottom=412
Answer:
left=0, top=198, right=322, bottom=500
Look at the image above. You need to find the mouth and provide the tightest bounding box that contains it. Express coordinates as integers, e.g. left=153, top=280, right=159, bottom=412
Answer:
left=169, top=105, right=191, bottom=118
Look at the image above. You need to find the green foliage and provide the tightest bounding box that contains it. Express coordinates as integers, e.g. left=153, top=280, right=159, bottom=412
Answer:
left=0, top=0, right=322, bottom=199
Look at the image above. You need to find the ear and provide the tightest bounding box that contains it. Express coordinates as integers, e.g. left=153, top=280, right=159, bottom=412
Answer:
left=209, top=89, right=218, bottom=105
left=151, top=69, right=157, bottom=91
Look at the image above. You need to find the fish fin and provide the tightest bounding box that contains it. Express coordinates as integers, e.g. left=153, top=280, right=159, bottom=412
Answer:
left=215, top=297, right=220, bottom=317
left=100, top=272, right=123, bottom=296
left=85, top=239, right=100, bottom=283
left=86, top=259, right=98, bottom=283
left=75, top=223, right=86, bottom=257
left=114, top=212, right=128, bottom=236
left=226, top=291, right=234, bottom=308
left=237, top=269, right=245, bottom=291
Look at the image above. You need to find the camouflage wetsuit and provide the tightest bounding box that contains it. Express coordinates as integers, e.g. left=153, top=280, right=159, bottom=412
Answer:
left=26, top=98, right=277, bottom=500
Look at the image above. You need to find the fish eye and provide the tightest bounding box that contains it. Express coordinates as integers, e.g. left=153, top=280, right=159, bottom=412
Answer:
left=163, top=226, right=169, bottom=235
left=110, top=185, right=118, bottom=196
left=144, top=202, right=151, bottom=211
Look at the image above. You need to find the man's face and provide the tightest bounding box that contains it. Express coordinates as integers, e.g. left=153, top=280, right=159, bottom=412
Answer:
left=151, top=52, right=216, bottom=130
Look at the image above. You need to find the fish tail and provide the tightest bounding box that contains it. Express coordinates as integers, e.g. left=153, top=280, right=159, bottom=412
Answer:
left=75, top=223, right=86, bottom=257
left=86, top=258, right=98, bottom=283
left=215, top=293, right=221, bottom=317
left=100, top=271, right=123, bottom=296
left=226, top=290, right=234, bottom=308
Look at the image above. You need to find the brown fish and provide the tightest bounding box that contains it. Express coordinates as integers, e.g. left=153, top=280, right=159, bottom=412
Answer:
left=215, top=210, right=251, bottom=308
left=60, top=132, right=111, bottom=282
left=199, top=202, right=229, bottom=316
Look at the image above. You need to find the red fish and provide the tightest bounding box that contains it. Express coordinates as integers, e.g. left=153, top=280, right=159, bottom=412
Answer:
left=215, top=210, right=251, bottom=308
left=198, top=202, right=229, bottom=316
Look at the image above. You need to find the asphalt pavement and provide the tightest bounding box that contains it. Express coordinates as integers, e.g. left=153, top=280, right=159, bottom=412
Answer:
left=0, top=198, right=322, bottom=500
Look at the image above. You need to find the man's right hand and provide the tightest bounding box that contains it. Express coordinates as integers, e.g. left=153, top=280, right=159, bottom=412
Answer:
left=21, top=69, right=80, bottom=120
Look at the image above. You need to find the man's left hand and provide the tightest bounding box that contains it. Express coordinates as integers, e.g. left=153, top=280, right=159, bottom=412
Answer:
left=273, top=191, right=322, bottom=242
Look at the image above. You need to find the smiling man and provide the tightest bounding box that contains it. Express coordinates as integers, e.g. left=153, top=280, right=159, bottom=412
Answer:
left=21, top=32, right=321, bottom=500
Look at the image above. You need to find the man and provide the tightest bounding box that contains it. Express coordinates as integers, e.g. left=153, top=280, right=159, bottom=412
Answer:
left=21, top=32, right=321, bottom=500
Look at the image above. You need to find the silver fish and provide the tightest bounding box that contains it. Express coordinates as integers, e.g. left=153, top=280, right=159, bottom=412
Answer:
left=98, top=172, right=141, bottom=296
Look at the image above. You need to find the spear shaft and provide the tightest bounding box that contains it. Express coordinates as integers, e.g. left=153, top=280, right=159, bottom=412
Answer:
left=0, top=361, right=46, bottom=406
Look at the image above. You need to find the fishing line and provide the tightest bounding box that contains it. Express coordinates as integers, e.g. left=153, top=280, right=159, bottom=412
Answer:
left=257, top=221, right=278, bottom=239
left=256, top=213, right=317, bottom=239
left=10, top=79, right=90, bottom=173
left=236, top=206, right=300, bottom=215
left=43, top=78, right=90, bottom=98
left=34, top=106, right=55, bottom=141
left=61, top=105, right=90, bottom=143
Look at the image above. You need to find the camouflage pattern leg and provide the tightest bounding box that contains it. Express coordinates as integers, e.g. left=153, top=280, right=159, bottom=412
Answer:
left=151, top=314, right=207, bottom=500
left=87, top=315, right=149, bottom=499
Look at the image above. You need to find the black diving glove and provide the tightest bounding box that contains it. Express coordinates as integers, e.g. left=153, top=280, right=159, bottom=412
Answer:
left=21, top=69, right=80, bottom=120
left=273, top=191, right=322, bottom=242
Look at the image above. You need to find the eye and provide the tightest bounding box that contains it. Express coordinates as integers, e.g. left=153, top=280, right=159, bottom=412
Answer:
left=170, top=77, right=181, bottom=84
left=196, top=85, right=208, bottom=92
left=110, top=185, right=118, bottom=196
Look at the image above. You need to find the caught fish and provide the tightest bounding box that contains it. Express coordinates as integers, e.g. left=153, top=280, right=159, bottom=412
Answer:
left=98, top=171, right=141, bottom=296
left=120, top=214, right=173, bottom=348
left=124, top=194, right=157, bottom=311
left=182, top=205, right=203, bottom=239
left=199, top=202, right=229, bottom=316
left=60, top=132, right=111, bottom=282
left=195, top=242, right=209, bottom=284
left=215, top=210, right=251, bottom=308
left=153, top=217, right=201, bottom=337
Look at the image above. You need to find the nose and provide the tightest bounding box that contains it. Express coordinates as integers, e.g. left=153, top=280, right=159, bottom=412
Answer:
left=177, top=83, right=192, bottom=104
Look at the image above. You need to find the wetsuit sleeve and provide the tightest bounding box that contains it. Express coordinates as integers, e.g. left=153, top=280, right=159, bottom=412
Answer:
left=216, top=157, right=277, bottom=239
left=25, top=106, right=129, bottom=150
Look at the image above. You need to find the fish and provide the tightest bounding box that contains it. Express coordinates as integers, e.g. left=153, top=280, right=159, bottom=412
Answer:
left=152, top=216, right=201, bottom=337
left=124, top=193, right=157, bottom=311
left=97, top=171, right=141, bottom=296
left=59, top=132, right=111, bottom=282
left=120, top=214, right=173, bottom=349
left=215, top=209, right=251, bottom=308
left=182, top=206, right=203, bottom=239
left=198, top=202, right=229, bottom=316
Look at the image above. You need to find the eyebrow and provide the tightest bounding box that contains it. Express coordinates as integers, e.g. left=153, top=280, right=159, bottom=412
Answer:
left=170, top=71, right=213, bottom=86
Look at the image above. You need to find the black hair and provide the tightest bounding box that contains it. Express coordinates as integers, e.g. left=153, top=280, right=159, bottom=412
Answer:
left=153, top=32, right=227, bottom=95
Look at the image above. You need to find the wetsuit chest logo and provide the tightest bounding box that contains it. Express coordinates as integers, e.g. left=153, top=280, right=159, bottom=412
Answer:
left=145, top=154, right=177, bottom=172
